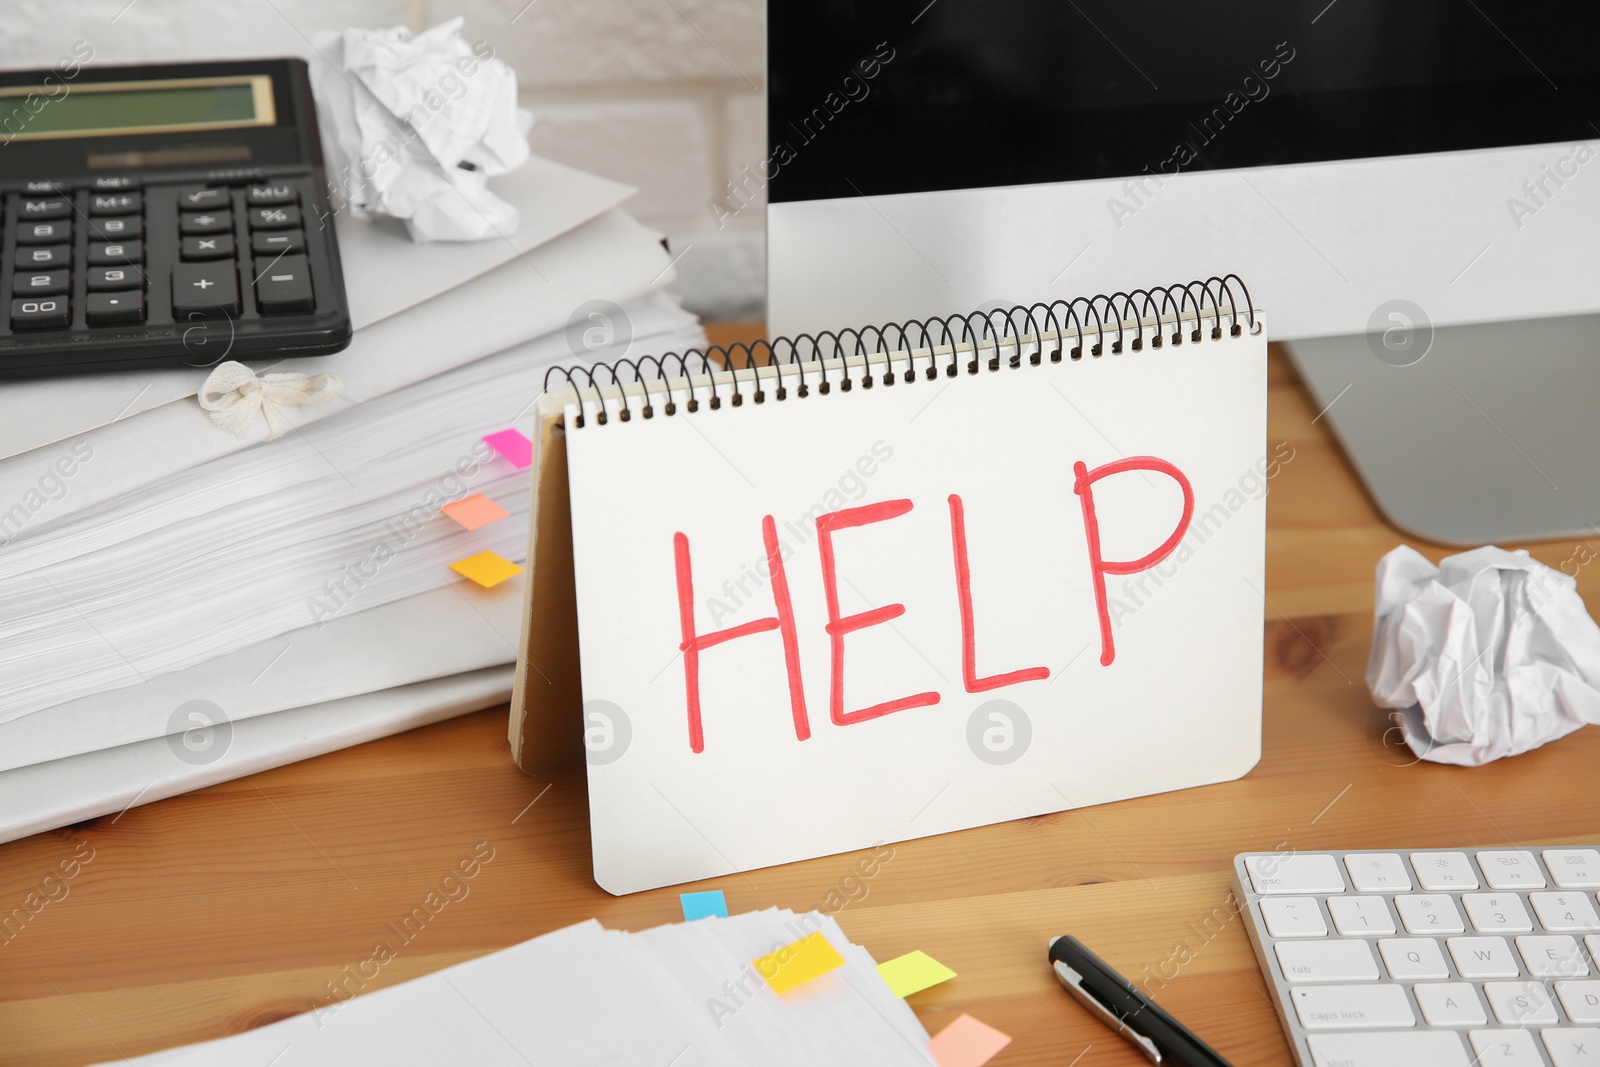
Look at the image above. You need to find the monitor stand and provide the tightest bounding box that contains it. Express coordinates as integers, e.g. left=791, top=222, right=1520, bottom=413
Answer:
left=1286, top=312, right=1600, bottom=546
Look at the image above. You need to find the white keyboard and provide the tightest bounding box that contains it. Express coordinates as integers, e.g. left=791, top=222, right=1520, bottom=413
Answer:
left=1233, top=848, right=1600, bottom=1067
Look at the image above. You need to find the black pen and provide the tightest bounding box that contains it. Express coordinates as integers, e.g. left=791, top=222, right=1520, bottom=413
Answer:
left=1049, top=935, right=1233, bottom=1066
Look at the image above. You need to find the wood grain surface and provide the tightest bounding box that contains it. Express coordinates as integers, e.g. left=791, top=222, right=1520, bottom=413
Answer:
left=4, top=339, right=1598, bottom=1067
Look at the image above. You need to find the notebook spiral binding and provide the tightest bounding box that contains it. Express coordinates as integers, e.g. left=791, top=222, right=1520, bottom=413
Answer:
left=546, top=275, right=1258, bottom=428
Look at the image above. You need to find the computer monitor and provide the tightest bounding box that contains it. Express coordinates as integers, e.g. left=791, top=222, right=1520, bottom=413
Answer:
left=764, top=0, right=1600, bottom=342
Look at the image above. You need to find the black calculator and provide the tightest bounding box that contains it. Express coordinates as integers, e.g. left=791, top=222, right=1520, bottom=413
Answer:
left=0, top=58, right=351, bottom=378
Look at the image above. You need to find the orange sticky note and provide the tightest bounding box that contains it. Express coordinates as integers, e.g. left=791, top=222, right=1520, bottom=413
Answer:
left=753, top=932, right=845, bottom=994
left=927, top=1014, right=1011, bottom=1067
left=449, top=551, right=524, bottom=588
left=441, top=493, right=509, bottom=531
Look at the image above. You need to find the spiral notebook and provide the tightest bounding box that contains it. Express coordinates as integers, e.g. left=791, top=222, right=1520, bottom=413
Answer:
left=511, top=278, right=1269, bottom=894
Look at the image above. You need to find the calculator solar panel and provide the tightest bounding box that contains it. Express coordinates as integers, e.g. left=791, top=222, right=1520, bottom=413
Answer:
left=0, top=57, right=351, bottom=378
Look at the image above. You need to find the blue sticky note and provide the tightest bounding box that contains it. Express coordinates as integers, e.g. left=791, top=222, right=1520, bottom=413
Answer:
left=680, top=890, right=728, bottom=921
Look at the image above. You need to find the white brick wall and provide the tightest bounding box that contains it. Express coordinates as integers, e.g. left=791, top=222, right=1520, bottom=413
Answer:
left=0, top=0, right=767, bottom=320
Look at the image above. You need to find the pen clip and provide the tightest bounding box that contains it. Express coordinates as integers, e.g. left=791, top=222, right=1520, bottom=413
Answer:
left=1052, top=959, right=1162, bottom=1064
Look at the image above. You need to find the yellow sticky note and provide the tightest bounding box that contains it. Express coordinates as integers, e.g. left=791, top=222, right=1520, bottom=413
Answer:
left=449, top=550, right=524, bottom=588
left=876, top=950, right=957, bottom=998
left=753, top=932, right=845, bottom=994
left=927, top=1014, right=1012, bottom=1067
left=441, top=493, right=510, bottom=531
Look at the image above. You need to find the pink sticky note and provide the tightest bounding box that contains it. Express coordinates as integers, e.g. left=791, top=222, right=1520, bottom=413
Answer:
left=441, top=493, right=509, bottom=531
left=927, top=1014, right=1012, bottom=1067
left=483, top=428, right=533, bottom=469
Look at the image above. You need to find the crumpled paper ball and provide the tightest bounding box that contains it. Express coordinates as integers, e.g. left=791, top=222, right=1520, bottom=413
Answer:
left=1367, top=544, right=1600, bottom=765
left=310, top=17, right=532, bottom=241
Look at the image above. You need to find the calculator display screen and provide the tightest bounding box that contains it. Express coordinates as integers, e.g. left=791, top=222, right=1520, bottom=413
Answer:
left=0, top=75, right=275, bottom=141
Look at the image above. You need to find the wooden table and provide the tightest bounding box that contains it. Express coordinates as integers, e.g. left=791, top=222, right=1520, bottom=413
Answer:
left=6, top=338, right=1600, bottom=1067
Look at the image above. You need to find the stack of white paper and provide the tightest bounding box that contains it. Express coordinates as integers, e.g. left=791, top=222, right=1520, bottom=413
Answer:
left=95, top=911, right=936, bottom=1067
left=0, top=155, right=706, bottom=842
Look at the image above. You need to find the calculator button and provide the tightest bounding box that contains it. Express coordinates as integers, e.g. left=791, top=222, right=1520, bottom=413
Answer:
left=172, top=263, right=240, bottom=316
left=253, top=254, right=314, bottom=313
left=247, top=182, right=297, bottom=206
left=15, top=244, right=69, bottom=269
left=1308, top=1032, right=1471, bottom=1067
left=1378, top=936, right=1450, bottom=979
left=1469, top=1028, right=1544, bottom=1067
left=1517, top=935, right=1590, bottom=977
left=1480, top=851, right=1547, bottom=889
left=1274, top=939, right=1379, bottom=983
left=1261, top=896, right=1327, bottom=938
left=1396, top=894, right=1466, bottom=934
left=17, top=220, right=69, bottom=244
left=88, top=266, right=145, bottom=291
left=19, top=179, right=65, bottom=195
left=90, top=216, right=141, bottom=241
left=1466, top=893, right=1536, bottom=933
left=90, top=192, right=141, bottom=215
left=1291, top=983, right=1415, bottom=1029
left=249, top=205, right=300, bottom=230
left=182, top=235, right=234, bottom=261
left=1413, top=851, right=1480, bottom=890
left=88, top=241, right=141, bottom=266
left=1345, top=854, right=1413, bottom=893
left=19, top=197, right=69, bottom=220
left=252, top=229, right=304, bottom=255
left=86, top=291, right=144, bottom=325
left=1328, top=895, right=1397, bottom=936
left=1485, top=980, right=1559, bottom=1024
left=1532, top=892, right=1600, bottom=932
left=1557, top=981, right=1600, bottom=1024
left=1547, top=851, right=1600, bottom=889
left=1414, top=982, right=1488, bottom=1026
left=176, top=186, right=229, bottom=210
left=1543, top=1028, right=1600, bottom=1067
left=10, top=297, right=69, bottom=329
left=13, top=270, right=68, bottom=296
left=180, top=211, right=231, bottom=235
left=1449, top=936, right=1521, bottom=978
left=89, top=175, right=139, bottom=191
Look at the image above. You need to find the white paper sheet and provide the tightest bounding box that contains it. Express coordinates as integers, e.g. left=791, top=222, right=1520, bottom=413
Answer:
left=0, top=155, right=633, bottom=462
left=1368, top=544, right=1600, bottom=765
left=564, top=313, right=1268, bottom=893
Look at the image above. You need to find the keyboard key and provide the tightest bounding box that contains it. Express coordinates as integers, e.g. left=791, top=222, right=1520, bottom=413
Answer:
left=1534, top=892, right=1600, bottom=932
left=248, top=204, right=301, bottom=229
left=1543, top=1028, right=1600, bottom=1067
left=1449, top=936, right=1521, bottom=978
left=1397, top=894, right=1466, bottom=934
left=180, top=210, right=231, bottom=235
left=85, top=291, right=144, bottom=326
left=1486, top=980, right=1559, bottom=1024
left=171, top=263, right=239, bottom=316
left=1548, top=851, right=1600, bottom=889
left=247, top=182, right=297, bottom=206
left=251, top=228, right=305, bottom=255
left=1308, top=1032, right=1470, bottom=1067
left=1246, top=853, right=1346, bottom=895
left=13, top=270, right=68, bottom=296
left=1469, top=1028, right=1546, bottom=1066
left=19, top=197, right=69, bottom=219
left=89, top=241, right=142, bottom=266
left=1413, top=851, right=1479, bottom=890
left=90, top=216, right=141, bottom=241
left=181, top=235, right=234, bottom=261
left=1345, top=853, right=1412, bottom=892
left=1480, top=851, right=1547, bottom=889
left=1328, top=895, right=1397, bottom=936
left=1414, top=981, right=1488, bottom=1025
left=1291, top=983, right=1415, bottom=1029
left=16, top=244, right=69, bottom=270
left=176, top=186, right=229, bottom=210
left=17, top=220, right=69, bottom=244
left=253, top=254, right=313, bottom=313
left=89, top=192, right=141, bottom=215
left=88, top=266, right=145, bottom=292
left=1587, top=934, right=1600, bottom=966
left=1519, top=935, right=1590, bottom=977
left=1466, top=893, right=1535, bottom=933
left=1558, top=981, right=1600, bottom=1024
left=1275, top=939, right=1379, bottom=983
left=10, top=297, right=68, bottom=330
left=1261, top=896, right=1327, bottom=938
left=1379, top=936, right=1450, bottom=979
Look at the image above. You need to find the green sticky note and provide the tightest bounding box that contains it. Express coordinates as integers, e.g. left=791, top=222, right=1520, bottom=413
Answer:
left=876, top=950, right=957, bottom=998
